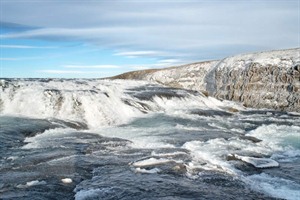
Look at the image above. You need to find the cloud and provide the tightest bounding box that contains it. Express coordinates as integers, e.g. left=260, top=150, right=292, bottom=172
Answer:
left=114, top=51, right=161, bottom=58
left=0, top=21, right=37, bottom=31
left=0, top=57, right=19, bottom=61
left=1, top=0, right=298, bottom=64
left=129, top=66, right=150, bottom=70
left=63, top=64, right=121, bottom=69
left=0, top=56, right=44, bottom=61
left=127, top=58, right=184, bottom=70
left=36, top=69, right=119, bottom=78
left=0, top=44, right=56, bottom=49
left=37, top=70, right=99, bottom=74
left=158, top=59, right=181, bottom=64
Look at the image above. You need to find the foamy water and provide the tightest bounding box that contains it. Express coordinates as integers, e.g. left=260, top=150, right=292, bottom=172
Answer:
left=1, top=79, right=299, bottom=200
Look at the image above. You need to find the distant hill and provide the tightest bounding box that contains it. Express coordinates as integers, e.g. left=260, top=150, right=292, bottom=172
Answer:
left=110, top=48, right=300, bottom=112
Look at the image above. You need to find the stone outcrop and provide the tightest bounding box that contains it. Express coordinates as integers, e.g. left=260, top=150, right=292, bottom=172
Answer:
left=110, top=48, right=300, bottom=112
left=206, top=49, right=300, bottom=112
left=111, top=61, right=217, bottom=94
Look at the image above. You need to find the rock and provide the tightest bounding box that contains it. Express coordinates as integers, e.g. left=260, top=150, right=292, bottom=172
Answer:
left=109, top=61, right=218, bottom=93
left=207, top=48, right=300, bottom=112
left=239, top=135, right=262, bottom=143
left=109, top=48, right=300, bottom=112
left=233, top=154, right=279, bottom=168
left=228, top=107, right=239, bottom=113
left=294, top=63, right=300, bottom=72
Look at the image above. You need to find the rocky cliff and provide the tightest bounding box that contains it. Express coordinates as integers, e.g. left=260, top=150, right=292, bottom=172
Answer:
left=110, top=48, right=300, bottom=112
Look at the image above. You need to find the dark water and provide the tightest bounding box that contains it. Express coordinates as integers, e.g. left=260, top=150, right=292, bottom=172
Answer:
left=1, top=111, right=299, bottom=200
left=0, top=80, right=299, bottom=199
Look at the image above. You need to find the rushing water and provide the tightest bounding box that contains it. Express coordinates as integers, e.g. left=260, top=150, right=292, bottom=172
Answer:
left=0, top=79, right=300, bottom=200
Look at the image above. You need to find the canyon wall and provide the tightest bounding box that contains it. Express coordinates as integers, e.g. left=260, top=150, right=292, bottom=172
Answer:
left=111, top=48, right=300, bottom=112
left=206, top=48, right=300, bottom=111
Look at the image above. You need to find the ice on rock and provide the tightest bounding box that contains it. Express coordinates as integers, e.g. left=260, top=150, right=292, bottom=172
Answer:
left=111, top=48, right=300, bottom=112
left=61, top=178, right=73, bottom=184
left=229, top=154, right=279, bottom=168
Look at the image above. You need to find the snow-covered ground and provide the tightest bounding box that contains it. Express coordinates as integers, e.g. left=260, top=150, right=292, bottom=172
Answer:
left=112, top=48, right=300, bottom=112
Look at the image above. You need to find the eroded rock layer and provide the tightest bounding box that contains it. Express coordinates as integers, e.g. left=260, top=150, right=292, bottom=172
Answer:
left=110, top=48, right=300, bottom=112
left=206, top=49, right=300, bottom=112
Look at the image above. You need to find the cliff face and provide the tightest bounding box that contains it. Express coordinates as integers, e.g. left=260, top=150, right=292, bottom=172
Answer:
left=206, top=49, right=300, bottom=112
left=110, top=48, right=300, bottom=112
left=142, top=61, right=218, bottom=93
left=111, top=61, right=218, bottom=93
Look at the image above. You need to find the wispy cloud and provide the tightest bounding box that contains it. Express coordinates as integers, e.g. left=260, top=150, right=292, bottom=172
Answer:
left=0, top=57, right=19, bottom=61
left=38, top=70, right=98, bottom=74
left=36, top=69, right=117, bottom=78
left=0, top=44, right=56, bottom=49
left=0, top=56, right=44, bottom=61
left=1, top=0, right=298, bottom=65
left=114, top=51, right=161, bottom=58
left=158, top=59, right=181, bottom=64
left=127, top=59, right=183, bottom=70
left=129, top=66, right=150, bottom=70
left=63, top=64, right=121, bottom=69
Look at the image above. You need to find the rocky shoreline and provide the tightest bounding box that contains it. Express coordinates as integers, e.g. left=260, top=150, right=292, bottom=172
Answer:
left=110, top=48, right=300, bottom=112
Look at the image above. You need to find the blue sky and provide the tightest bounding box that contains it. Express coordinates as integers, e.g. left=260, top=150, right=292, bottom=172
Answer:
left=0, top=0, right=299, bottom=78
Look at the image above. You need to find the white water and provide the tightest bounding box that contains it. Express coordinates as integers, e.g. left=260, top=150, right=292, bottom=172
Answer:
left=247, top=124, right=300, bottom=152
left=1, top=79, right=147, bottom=128
left=246, top=173, right=300, bottom=200
left=183, top=124, right=300, bottom=200
left=22, top=128, right=76, bottom=149
left=1, top=79, right=300, bottom=200
left=0, top=79, right=241, bottom=129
